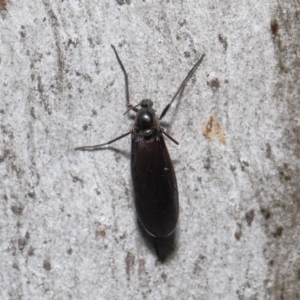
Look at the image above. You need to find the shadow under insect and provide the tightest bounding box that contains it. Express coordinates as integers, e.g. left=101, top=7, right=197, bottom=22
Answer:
left=137, top=220, right=177, bottom=262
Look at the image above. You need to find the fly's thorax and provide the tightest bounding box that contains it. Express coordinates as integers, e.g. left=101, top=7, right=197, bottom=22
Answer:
left=135, top=99, right=156, bottom=136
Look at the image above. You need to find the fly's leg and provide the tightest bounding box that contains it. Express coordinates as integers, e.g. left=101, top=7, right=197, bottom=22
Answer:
left=111, top=45, right=138, bottom=113
left=75, top=131, right=131, bottom=151
left=159, top=54, right=205, bottom=120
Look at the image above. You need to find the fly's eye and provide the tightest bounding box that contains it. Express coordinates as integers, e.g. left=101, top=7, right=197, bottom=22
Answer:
left=140, top=99, right=153, bottom=108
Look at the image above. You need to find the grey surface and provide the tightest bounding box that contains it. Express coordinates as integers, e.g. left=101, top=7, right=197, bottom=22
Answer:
left=1, top=1, right=300, bottom=299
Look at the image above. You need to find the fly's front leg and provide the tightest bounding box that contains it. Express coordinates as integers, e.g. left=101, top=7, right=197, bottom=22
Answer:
left=111, top=45, right=138, bottom=113
left=159, top=53, right=205, bottom=120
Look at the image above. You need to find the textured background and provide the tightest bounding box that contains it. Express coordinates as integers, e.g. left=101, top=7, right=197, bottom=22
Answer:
left=1, top=1, right=300, bottom=299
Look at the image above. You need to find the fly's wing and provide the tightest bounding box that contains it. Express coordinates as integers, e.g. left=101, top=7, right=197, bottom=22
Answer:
left=131, top=129, right=178, bottom=237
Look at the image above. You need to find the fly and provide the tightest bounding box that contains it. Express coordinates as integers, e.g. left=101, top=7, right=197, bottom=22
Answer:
left=75, top=45, right=204, bottom=259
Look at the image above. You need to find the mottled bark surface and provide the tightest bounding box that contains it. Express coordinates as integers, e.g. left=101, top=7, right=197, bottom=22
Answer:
left=0, top=1, right=299, bottom=299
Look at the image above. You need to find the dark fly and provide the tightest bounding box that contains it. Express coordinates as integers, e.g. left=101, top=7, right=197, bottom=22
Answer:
left=75, top=45, right=204, bottom=259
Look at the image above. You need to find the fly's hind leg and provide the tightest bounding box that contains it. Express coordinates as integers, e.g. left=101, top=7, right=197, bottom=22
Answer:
left=75, top=131, right=131, bottom=151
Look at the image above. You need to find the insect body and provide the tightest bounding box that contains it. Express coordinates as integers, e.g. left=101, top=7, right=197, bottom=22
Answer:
left=75, top=45, right=204, bottom=255
left=131, top=99, right=178, bottom=238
